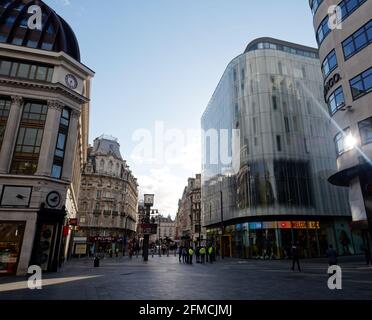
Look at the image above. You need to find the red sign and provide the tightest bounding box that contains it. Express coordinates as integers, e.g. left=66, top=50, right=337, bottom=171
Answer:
left=68, top=218, right=78, bottom=226
left=63, top=226, right=70, bottom=237
left=89, top=236, right=117, bottom=242
left=140, top=223, right=158, bottom=235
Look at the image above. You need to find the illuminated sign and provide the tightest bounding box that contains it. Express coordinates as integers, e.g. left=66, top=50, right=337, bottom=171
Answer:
left=307, top=221, right=320, bottom=229
left=278, top=221, right=292, bottom=229
left=249, top=222, right=262, bottom=230
left=292, top=221, right=307, bottom=229
left=262, top=222, right=277, bottom=229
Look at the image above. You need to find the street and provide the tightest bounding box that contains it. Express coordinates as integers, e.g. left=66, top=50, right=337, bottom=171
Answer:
left=0, top=255, right=371, bottom=300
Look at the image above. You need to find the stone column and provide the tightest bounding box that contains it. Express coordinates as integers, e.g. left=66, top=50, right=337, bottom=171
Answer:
left=36, top=100, right=63, bottom=176
left=61, top=109, right=80, bottom=181
left=0, top=96, right=23, bottom=174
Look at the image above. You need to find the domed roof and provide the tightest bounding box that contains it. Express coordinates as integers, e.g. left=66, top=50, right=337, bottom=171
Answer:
left=0, top=0, right=80, bottom=61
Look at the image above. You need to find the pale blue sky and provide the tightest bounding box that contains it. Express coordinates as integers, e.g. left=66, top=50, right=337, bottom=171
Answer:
left=45, top=0, right=317, bottom=216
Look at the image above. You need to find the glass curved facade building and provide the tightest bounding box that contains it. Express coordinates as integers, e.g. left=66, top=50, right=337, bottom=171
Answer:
left=201, top=37, right=364, bottom=259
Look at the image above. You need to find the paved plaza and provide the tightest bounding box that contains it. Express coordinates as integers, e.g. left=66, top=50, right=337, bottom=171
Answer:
left=0, top=255, right=371, bottom=300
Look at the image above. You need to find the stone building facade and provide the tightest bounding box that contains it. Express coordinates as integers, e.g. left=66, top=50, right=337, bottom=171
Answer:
left=76, top=136, right=138, bottom=255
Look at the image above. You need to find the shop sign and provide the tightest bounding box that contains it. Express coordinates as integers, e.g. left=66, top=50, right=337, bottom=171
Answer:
left=278, top=221, right=292, bottom=229
left=242, top=223, right=249, bottom=230
left=307, top=221, right=320, bottom=229
left=249, top=222, right=262, bottom=230
left=74, top=237, right=87, bottom=243
left=292, top=221, right=307, bottom=229
left=68, top=218, right=78, bottom=226
left=324, top=73, right=341, bottom=98
left=74, top=244, right=87, bottom=255
left=141, top=223, right=158, bottom=235
left=235, top=224, right=242, bottom=231
left=89, top=236, right=117, bottom=242
left=262, top=222, right=277, bottom=229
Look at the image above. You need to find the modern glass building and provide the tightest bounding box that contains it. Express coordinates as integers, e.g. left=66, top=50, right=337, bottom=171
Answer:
left=201, top=37, right=364, bottom=259
left=309, top=0, right=372, bottom=258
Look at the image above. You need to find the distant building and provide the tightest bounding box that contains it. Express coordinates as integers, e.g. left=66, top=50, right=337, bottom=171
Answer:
left=149, top=215, right=176, bottom=244
left=176, top=174, right=203, bottom=246
left=76, top=135, right=138, bottom=255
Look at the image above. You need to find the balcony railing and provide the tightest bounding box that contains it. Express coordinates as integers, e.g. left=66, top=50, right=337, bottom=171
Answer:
left=103, top=210, right=111, bottom=216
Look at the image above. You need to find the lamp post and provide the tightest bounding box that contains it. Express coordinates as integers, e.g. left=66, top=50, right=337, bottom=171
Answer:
left=143, top=194, right=155, bottom=262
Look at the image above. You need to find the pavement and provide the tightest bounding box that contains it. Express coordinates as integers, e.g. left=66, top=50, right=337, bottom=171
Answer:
left=0, top=254, right=371, bottom=300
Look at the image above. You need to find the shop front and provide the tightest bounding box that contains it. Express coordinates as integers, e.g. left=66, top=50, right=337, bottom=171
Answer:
left=0, top=221, right=25, bottom=275
left=207, top=219, right=365, bottom=260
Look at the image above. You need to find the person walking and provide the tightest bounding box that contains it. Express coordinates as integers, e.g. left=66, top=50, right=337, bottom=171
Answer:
left=195, top=246, right=200, bottom=263
left=182, top=247, right=188, bottom=264
left=291, top=242, right=301, bottom=272
left=200, top=246, right=206, bottom=264
left=189, top=247, right=194, bottom=264
left=178, top=246, right=183, bottom=263
left=208, top=246, right=214, bottom=264
left=326, top=245, right=338, bottom=266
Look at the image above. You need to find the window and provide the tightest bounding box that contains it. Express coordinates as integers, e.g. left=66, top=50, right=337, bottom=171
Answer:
left=276, top=135, right=282, bottom=152
left=0, top=59, right=53, bottom=82
left=284, top=117, right=290, bottom=133
left=0, top=98, right=11, bottom=149
left=338, top=0, right=367, bottom=22
left=272, top=96, right=278, bottom=110
left=350, top=67, right=372, bottom=100
left=11, top=102, right=47, bottom=175
left=359, top=117, right=372, bottom=145
left=316, top=16, right=331, bottom=44
left=328, top=86, right=345, bottom=115
left=51, top=107, right=70, bottom=179
left=343, top=20, right=372, bottom=59
left=310, top=0, right=324, bottom=15
left=322, top=50, right=338, bottom=78
left=335, top=128, right=352, bottom=155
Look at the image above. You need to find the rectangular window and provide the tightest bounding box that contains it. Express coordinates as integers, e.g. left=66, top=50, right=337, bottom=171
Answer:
left=317, top=16, right=331, bottom=44
left=342, top=20, right=371, bottom=60
left=0, top=98, right=11, bottom=149
left=272, top=96, right=278, bottom=110
left=11, top=101, right=47, bottom=175
left=276, top=135, right=282, bottom=152
left=0, top=59, right=54, bottom=82
left=335, top=128, right=351, bottom=156
left=350, top=67, right=372, bottom=100
left=322, top=49, right=338, bottom=78
left=328, top=86, right=345, bottom=115
left=51, top=107, right=70, bottom=179
left=284, top=117, right=290, bottom=133
left=359, top=117, right=372, bottom=145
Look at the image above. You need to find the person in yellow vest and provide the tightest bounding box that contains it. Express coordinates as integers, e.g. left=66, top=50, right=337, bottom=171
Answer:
left=208, top=246, right=214, bottom=264
left=200, top=247, right=206, bottom=264
left=188, top=247, right=194, bottom=264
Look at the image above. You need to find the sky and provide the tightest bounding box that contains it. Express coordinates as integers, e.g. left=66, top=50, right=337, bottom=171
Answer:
left=45, top=0, right=318, bottom=217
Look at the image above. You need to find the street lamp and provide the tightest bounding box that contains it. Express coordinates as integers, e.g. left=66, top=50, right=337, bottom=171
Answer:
left=142, top=194, right=154, bottom=262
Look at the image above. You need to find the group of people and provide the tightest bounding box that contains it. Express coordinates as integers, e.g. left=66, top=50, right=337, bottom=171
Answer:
left=178, top=245, right=216, bottom=265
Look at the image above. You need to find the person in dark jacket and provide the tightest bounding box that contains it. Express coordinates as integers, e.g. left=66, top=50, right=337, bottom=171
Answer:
left=326, top=245, right=338, bottom=266
left=291, top=242, right=301, bottom=272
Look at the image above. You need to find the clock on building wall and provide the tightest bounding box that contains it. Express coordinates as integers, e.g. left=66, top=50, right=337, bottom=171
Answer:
left=65, top=74, right=78, bottom=89
left=46, top=191, right=61, bottom=208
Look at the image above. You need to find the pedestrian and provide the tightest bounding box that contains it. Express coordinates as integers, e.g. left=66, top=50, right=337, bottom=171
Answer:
left=182, top=247, right=187, bottom=263
left=291, top=242, right=301, bottom=272
left=208, top=246, right=214, bottom=264
left=178, top=246, right=183, bottom=263
left=115, top=247, right=119, bottom=258
left=200, top=247, right=206, bottom=264
left=189, top=247, right=194, bottom=264
left=195, top=247, right=200, bottom=263
left=326, top=245, right=338, bottom=266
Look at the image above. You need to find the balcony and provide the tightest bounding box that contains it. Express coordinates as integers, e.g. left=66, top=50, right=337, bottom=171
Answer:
left=93, top=210, right=101, bottom=216
left=112, top=211, right=119, bottom=216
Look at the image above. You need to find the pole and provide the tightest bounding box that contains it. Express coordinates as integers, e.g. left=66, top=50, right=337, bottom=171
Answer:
left=159, top=216, right=161, bottom=257
left=143, top=205, right=150, bottom=261
left=220, top=190, right=224, bottom=259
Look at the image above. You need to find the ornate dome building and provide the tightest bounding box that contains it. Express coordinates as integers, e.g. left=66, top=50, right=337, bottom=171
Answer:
left=0, top=0, right=94, bottom=275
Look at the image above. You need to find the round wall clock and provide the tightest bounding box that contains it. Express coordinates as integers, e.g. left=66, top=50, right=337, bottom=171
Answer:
left=65, top=74, right=78, bottom=89
left=46, top=191, right=61, bottom=208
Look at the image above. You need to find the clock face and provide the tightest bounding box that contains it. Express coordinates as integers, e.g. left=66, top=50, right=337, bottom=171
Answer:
left=65, top=74, right=78, bottom=89
left=144, top=194, right=154, bottom=206
left=46, top=191, right=61, bottom=208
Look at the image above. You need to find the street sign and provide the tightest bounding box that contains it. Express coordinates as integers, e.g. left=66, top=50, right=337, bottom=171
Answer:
left=140, top=223, right=157, bottom=235
left=68, top=218, right=78, bottom=226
